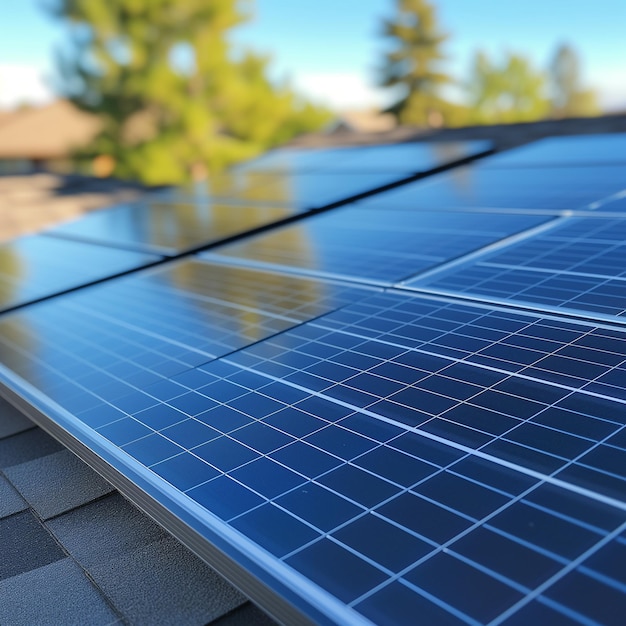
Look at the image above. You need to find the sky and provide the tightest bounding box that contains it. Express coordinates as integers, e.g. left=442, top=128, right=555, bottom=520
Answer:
left=1, top=0, right=625, bottom=112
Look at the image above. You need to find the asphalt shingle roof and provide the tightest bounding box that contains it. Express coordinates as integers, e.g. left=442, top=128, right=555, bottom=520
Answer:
left=0, top=406, right=275, bottom=626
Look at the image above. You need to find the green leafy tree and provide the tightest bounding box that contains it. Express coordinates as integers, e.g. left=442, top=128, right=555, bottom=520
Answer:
left=52, top=0, right=330, bottom=184
left=549, top=43, right=600, bottom=118
left=379, top=0, right=454, bottom=127
left=465, top=50, right=550, bottom=124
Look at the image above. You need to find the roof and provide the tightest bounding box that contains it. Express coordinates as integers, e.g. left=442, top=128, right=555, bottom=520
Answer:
left=0, top=399, right=275, bottom=625
left=0, top=100, right=100, bottom=160
left=0, top=173, right=145, bottom=242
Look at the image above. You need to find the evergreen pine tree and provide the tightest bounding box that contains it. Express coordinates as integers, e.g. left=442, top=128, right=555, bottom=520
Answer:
left=379, top=0, right=453, bottom=127
left=549, top=44, right=600, bottom=118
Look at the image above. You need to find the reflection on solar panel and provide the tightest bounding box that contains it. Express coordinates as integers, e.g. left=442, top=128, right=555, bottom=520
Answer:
left=47, top=201, right=295, bottom=255
left=1, top=135, right=626, bottom=625
left=204, top=207, right=551, bottom=284
left=359, top=164, right=626, bottom=213
left=157, top=171, right=415, bottom=210
left=405, top=215, right=626, bottom=321
left=0, top=235, right=157, bottom=312
left=236, top=140, right=492, bottom=173
left=154, top=140, right=492, bottom=209
left=0, top=259, right=374, bottom=400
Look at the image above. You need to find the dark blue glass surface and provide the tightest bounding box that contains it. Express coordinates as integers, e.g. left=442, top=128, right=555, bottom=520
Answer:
left=234, top=139, right=491, bottom=173
left=47, top=201, right=295, bottom=255
left=0, top=234, right=156, bottom=312
left=359, top=164, right=626, bottom=212
left=205, top=207, right=550, bottom=284
left=156, top=170, right=408, bottom=210
left=483, top=133, right=626, bottom=168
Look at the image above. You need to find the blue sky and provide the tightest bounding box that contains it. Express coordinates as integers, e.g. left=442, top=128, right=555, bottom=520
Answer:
left=1, top=0, right=625, bottom=111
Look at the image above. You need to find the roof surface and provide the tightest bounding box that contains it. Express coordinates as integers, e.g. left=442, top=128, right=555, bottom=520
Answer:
left=0, top=101, right=101, bottom=160
left=0, top=398, right=275, bottom=625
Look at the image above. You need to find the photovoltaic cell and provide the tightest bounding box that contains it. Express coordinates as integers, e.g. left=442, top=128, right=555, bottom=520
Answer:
left=1, top=287, right=625, bottom=624
left=204, top=207, right=551, bottom=284
left=405, top=215, right=626, bottom=321
left=0, top=234, right=157, bottom=312
left=358, top=164, right=626, bottom=213
left=481, top=133, right=626, bottom=168
left=47, top=200, right=295, bottom=255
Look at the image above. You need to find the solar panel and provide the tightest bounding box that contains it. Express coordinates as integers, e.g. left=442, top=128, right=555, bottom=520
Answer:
left=154, top=140, right=493, bottom=210
left=482, top=133, right=626, bottom=168
left=235, top=140, right=492, bottom=174
left=0, top=258, right=374, bottom=399
left=46, top=200, right=296, bottom=255
left=155, top=171, right=411, bottom=210
left=0, top=235, right=157, bottom=312
left=405, top=215, right=626, bottom=322
left=591, top=190, right=626, bottom=213
left=2, top=134, right=626, bottom=625
left=202, top=207, right=551, bottom=285
left=358, top=164, right=626, bottom=214
left=1, top=288, right=625, bottom=625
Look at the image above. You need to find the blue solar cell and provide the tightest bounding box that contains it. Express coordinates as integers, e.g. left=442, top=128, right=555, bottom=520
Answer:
left=285, top=538, right=388, bottom=604
left=231, top=503, right=320, bottom=558
left=405, top=552, right=524, bottom=623
left=204, top=207, right=550, bottom=284
left=545, top=570, right=626, bottom=626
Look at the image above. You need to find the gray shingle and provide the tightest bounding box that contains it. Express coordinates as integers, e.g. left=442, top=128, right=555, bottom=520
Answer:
left=0, top=427, right=63, bottom=469
left=0, top=558, right=119, bottom=626
left=88, top=536, right=246, bottom=626
left=0, top=511, right=65, bottom=580
left=4, top=448, right=114, bottom=519
left=0, top=399, right=34, bottom=439
left=0, top=474, right=26, bottom=518
left=48, top=492, right=168, bottom=566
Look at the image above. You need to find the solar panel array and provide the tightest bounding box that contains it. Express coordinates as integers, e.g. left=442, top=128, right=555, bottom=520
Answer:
left=1, top=135, right=625, bottom=625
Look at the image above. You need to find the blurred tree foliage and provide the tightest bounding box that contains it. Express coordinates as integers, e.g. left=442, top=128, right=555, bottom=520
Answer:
left=379, top=2, right=601, bottom=128
left=465, top=50, right=550, bottom=124
left=549, top=44, right=600, bottom=118
left=52, top=0, right=331, bottom=184
left=379, top=0, right=456, bottom=127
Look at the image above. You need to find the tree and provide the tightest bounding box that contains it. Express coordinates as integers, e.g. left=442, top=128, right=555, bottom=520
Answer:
left=51, top=0, right=330, bottom=184
left=549, top=44, right=600, bottom=118
left=379, top=0, right=454, bottom=127
left=465, top=50, right=550, bottom=124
